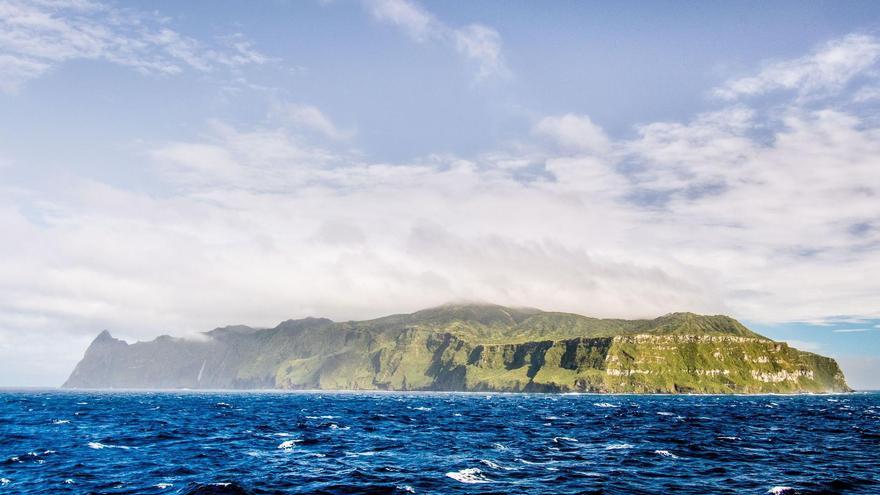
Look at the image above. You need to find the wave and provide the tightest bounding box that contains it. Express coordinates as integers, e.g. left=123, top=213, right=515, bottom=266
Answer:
left=277, top=440, right=299, bottom=449
left=87, top=442, right=130, bottom=450
left=767, top=487, right=795, bottom=494
left=446, top=468, right=492, bottom=484
left=654, top=450, right=680, bottom=459
left=480, top=459, right=515, bottom=470
left=516, top=458, right=558, bottom=465
left=345, top=451, right=377, bottom=457
left=593, top=402, right=618, bottom=408
left=605, top=443, right=633, bottom=450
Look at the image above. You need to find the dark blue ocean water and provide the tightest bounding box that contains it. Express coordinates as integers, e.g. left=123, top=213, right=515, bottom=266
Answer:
left=0, top=391, right=878, bottom=495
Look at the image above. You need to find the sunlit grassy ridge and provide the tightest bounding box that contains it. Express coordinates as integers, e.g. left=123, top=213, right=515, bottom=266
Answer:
left=65, top=304, right=849, bottom=393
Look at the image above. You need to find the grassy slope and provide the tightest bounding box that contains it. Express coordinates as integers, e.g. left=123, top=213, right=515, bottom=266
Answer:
left=269, top=304, right=849, bottom=393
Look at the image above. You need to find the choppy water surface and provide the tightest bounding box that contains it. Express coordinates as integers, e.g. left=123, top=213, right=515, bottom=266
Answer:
left=1, top=391, right=878, bottom=494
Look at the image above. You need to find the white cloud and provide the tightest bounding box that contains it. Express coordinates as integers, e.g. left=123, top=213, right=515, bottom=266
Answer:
left=273, top=103, right=355, bottom=141
left=853, top=85, right=880, bottom=102
left=624, top=106, right=757, bottom=194
left=0, top=0, right=267, bottom=92
left=832, top=328, right=873, bottom=333
left=714, top=33, right=880, bottom=100
left=363, top=0, right=509, bottom=81
left=533, top=114, right=610, bottom=153
left=366, top=0, right=437, bottom=42
left=453, top=24, right=508, bottom=81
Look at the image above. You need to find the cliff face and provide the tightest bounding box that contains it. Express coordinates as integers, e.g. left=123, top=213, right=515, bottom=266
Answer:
left=63, top=305, right=850, bottom=393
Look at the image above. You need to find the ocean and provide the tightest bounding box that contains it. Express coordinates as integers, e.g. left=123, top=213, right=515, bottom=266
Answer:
left=0, top=391, right=878, bottom=494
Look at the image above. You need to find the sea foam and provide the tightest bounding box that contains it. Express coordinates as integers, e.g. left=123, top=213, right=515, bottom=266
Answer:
left=446, top=468, right=491, bottom=484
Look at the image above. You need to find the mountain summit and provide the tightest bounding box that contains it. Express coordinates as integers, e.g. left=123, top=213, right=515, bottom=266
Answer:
left=64, top=304, right=849, bottom=393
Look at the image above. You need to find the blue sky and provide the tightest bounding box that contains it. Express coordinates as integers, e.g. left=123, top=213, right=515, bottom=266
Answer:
left=0, top=0, right=879, bottom=388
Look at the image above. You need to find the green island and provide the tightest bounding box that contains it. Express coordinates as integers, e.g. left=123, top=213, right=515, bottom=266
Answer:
left=64, top=304, right=850, bottom=393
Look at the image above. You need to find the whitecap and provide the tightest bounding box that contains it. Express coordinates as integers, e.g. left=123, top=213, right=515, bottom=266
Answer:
left=593, top=402, right=618, bottom=408
left=543, top=415, right=560, bottom=420
left=215, top=402, right=232, bottom=408
left=277, top=440, right=298, bottom=449
left=656, top=411, right=675, bottom=416
left=156, top=483, right=173, bottom=489
left=413, top=406, right=431, bottom=411
left=604, top=443, right=633, bottom=450
left=52, top=419, right=70, bottom=425
left=87, top=442, right=130, bottom=450
left=452, top=413, right=462, bottom=417
left=445, top=468, right=491, bottom=484
left=396, top=485, right=415, bottom=493
left=654, top=450, right=680, bottom=459
left=553, top=436, right=578, bottom=443
left=516, top=458, right=557, bottom=465
left=328, top=424, right=350, bottom=430
left=305, top=415, right=336, bottom=419
left=0, top=478, right=9, bottom=485
left=480, top=459, right=515, bottom=470
left=717, top=436, right=740, bottom=441
left=767, top=487, right=796, bottom=495
left=64, top=479, right=74, bottom=484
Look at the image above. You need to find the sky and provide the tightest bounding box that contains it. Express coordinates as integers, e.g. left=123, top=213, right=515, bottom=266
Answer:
left=0, top=0, right=879, bottom=389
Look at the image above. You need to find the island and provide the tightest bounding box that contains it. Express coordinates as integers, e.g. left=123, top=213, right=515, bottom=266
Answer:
left=63, top=304, right=850, bottom=393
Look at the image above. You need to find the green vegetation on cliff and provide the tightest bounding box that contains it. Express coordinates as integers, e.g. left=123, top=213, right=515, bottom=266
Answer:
left=64, top=304, right=850, bottom=393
